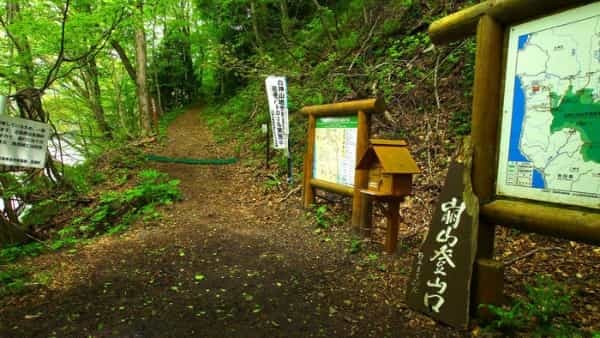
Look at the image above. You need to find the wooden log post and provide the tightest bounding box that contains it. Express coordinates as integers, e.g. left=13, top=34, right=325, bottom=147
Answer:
left=469, top=14, right=503, bottom=259
left=358, top=193, right=373, bottom=236
left=351, top=109, right=371, bottom=231
left=303, top=114, right=316, bottom=208
left=474, top=258, right=505, bottom=319
left=470, top=13, right=504, bottom=312
left=384, top=197, right=401, bottom=254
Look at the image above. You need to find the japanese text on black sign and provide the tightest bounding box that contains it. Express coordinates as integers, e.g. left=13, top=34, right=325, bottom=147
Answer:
left=265, top=76, right=289, bottom=150
left=424, top=197, right=466, bottom=313
left=0, top=115, right=50, bottom=169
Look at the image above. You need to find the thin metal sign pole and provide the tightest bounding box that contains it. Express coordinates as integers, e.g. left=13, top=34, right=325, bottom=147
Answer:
left=287, top=138, right=292, bottom=185
left=266, top=121, right=270, bottom=169
left=0, top=95, right=7, bottom=115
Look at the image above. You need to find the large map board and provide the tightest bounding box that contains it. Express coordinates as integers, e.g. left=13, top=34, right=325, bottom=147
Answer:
left=496, top=2, right=600, bottom=210
left=313, top=116, right=357, bottom=187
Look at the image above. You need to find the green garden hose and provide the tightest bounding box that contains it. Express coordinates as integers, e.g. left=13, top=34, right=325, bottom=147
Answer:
left=146, top=154, right=238, bottom=165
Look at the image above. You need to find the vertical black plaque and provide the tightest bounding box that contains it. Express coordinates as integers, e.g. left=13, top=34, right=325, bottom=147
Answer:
left=407, top=162, right=477, bottom=329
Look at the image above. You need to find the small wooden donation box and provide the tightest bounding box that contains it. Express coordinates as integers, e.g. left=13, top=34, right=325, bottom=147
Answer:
left=356, top=139, right=420, bottom=253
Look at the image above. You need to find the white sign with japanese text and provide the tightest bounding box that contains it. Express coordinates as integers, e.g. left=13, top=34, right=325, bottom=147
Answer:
left=0, top=115, right=50, bottom=169
left=265, top=76, right=289, bottom=150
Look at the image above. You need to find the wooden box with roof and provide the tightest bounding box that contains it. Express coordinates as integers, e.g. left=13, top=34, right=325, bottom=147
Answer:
left=356, top=139, right=420, bottom=198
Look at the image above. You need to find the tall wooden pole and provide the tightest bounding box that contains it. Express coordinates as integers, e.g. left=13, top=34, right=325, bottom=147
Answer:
left=303, top=115, right=316, bottom=208
left=470, top=14, right=504, bottom=313
left=351, top=110, right=370, bottom=230
left=471, top=14, right=503, bottom=258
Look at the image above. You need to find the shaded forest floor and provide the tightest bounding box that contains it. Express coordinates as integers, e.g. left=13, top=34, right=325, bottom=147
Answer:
left=0, top=106, right=458, bottom=337
left=1, top=105, right=599, bottom=337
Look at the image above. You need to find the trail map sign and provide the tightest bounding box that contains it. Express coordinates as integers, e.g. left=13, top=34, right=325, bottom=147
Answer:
left=496, top=2, right=600, bottom=209
left=426, top=0, right=600, bottom=329
left=301, top=99, right=384, bottom=228
left=313, top=116, right=357, bottom=186
left=0, top=115, right=50, bottom=169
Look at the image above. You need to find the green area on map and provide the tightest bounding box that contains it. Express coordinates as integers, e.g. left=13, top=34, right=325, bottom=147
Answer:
left=316, top=116, right=358, bottom=128
left=550, top=86, right=600, bottom=163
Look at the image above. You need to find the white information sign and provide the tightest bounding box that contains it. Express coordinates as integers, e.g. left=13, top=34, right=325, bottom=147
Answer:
left=313, top=116, right=357, bottom=186
left=265, top=76, right=289, bottom=150
left=496, top=2, right=600, bottom=209
left=0, top=115, right=50, bottom=168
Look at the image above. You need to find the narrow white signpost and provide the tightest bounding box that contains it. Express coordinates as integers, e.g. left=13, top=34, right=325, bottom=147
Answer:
left=0, top=114, right=51, bottom=169
left=265, top=76, right=293, bottom=183
left=265, top=76, right=289, bottom=150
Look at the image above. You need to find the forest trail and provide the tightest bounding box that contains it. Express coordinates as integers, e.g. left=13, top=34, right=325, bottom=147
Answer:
left=0, top=106, right=454, bottom=337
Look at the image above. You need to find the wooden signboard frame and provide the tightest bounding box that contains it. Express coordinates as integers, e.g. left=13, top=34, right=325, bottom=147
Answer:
left=427, top=0, right=600, bottom=322
left=300, top=98, right=385, bottom=229
left=429, top=0, right=600, bottom=256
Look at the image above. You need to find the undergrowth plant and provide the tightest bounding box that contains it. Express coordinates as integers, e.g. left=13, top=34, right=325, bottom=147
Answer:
left=0, top=267, right=28, bottom=296
left=482, top=275, right=578, bottom=337
left=311, top=204, right=330, bottom=229
left=0, top=169, right=182, bottom=266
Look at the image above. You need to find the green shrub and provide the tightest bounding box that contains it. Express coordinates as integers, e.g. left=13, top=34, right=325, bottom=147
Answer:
left=449, top=111, right=471, bottom=137
left=0, top=267, right=28, bottom=296
left=20, top=199, right=60, bottom=228
left=1, top=170, right=182, bottom=265
left=482, top=276, right=578, bottom=336
left=312, top=204, right=330, bottom=229
left=349, top=238, right=362, bottom=254
left=74, top=169, right=181, bottom=236
left=0, top=242, right=44, bottom=264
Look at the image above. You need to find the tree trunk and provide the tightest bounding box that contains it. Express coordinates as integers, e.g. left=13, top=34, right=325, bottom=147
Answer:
left=81, top=56, right=112, bottom=138
left=111, top=40, right=137, bottom=81
left=134, top=0, right=152, bottom=136
left=250, top=0, right=263, bottom=53
left=0, top=176, right=26, bottom=246
left=279, top=0, right=290, bottom=36
left=6, top=1, right=35, bottom=88
left=150, top=10, right=163, bottom=115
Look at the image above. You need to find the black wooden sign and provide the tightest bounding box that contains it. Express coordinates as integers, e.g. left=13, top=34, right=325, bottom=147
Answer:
left=406, top=162, right=477, bottom=329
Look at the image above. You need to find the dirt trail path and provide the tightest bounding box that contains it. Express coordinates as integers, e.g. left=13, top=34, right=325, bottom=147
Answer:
left=0, top=106, right=454, bottom=337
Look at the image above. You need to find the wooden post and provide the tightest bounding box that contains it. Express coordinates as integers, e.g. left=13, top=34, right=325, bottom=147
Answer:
left=384, top=198, right=400, bottom=254
left=470, top=14, right=504, bottom=313
left=359, top=193, right=373, bottom=236
left=351, top=110, right=371, bottom=230
left=303, top=114, right=316, bottom=208
left=474, top=258, right=505, bottom=319
left=471, top=14, right=503, bottom=258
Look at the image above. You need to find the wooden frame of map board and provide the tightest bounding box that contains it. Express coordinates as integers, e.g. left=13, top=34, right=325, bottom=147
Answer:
left=300, top=98, right=385, bottom=229
left=428, top=0, right=600, bottom=256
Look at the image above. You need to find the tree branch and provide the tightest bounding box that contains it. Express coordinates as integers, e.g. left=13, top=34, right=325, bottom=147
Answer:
left=111, top=40, right=137, bottom=81
left=42, top=4, right=127, bottom=91
left=42, top=0, right=71, bottom=91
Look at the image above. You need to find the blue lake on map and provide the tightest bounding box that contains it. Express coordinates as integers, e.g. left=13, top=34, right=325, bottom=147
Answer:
left=507, top=34, right=546, bottom=189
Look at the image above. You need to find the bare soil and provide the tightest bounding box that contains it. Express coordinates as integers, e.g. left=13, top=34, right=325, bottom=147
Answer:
left=0, top=106, right=461, bottom=337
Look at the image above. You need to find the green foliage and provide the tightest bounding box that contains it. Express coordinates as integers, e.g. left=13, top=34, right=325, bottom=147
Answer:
left=20, top=200, right=60, bottom=228
left=72, top=169, right=181, bottom=236
left=0, top=267, right=28, bottom=296
left=484, top=301, right=528, bottom=332
left=349, top=238, right=362, bottom=254
left=482, top=276, right=577, bottom=336
left=1, top=170, right=181, bottom=265
left=0, top=242, right=44, bottom=264
left=313, top=205, right=330, bottom=229
left=449, top=111, right=471, bottom=137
